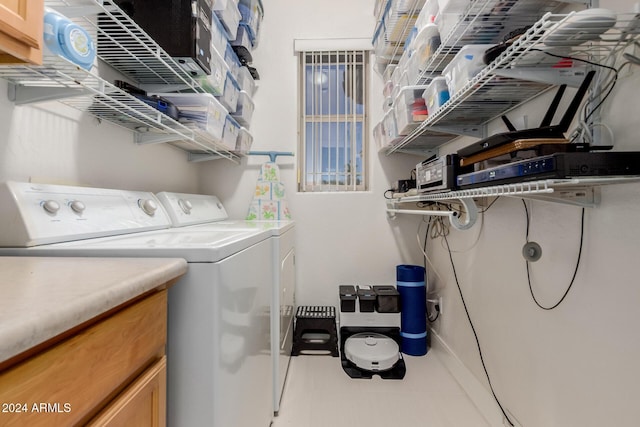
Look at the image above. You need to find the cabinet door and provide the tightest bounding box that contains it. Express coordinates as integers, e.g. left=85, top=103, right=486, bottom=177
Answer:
left=0, top=0, right=43, bottom=64
left=87, top=357, right=167, bottom=427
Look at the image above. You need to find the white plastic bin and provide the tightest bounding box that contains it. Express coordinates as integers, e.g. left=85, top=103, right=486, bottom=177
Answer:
left=422, top=76, right=450, bottom=114
left=442, top=44, right=495, bottom=95
left=235, top=126, right=253, bottom=153
left=213, top=0, right=241, bottom=40
left=231, top=90, right=254, bottom=127
left=222, top=114, right=241, bottom=150
left=393, top=85, right=429, bottom=135
left=152, top=93, right=228, bottom=142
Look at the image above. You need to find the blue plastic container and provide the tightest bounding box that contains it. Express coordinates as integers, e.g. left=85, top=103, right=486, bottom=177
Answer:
left=396, top=265, right=427, bottom=356
left=43, top=8, right=95, bottom=70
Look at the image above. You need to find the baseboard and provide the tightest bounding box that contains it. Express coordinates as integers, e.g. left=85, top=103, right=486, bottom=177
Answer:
left=429, top=328, right=508, bottom=426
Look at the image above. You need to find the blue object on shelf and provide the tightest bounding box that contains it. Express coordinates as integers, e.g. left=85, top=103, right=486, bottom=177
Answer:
left=396, top=265, right=427, bottom=356
left=43, top=8, right=95, bottom=70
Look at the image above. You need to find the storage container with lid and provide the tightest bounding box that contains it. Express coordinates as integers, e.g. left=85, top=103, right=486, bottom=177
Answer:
left=422, top=76, right=450, bottom=114
left=210, top=12, right=229, bottom=61
left=199, top=45, right=229, bottom=96
left=215, top=71, right=240, bottom=113
left=231, top=90, right=255, bottom=127
left=236, top=65, right=256, bottom=96
left=413, top=24, right=441, bottom=72
left=442, top=44, right=495, bottom=95
left=152, top=93, right=228, bottom=142
left=222, top=115, right=241, bottom=150
left=382, top=109, right=399, bottom=146
left=373, top=121, right=386, bottom=150
left=393, top=85, right=429, bottom=136
left=235, top=126, right=253, bottom=153
left=213, top=0, right=242, bottom=40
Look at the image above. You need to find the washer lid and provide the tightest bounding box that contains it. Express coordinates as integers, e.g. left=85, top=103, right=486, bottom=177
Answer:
left=344, top=333, right=400, bottom=372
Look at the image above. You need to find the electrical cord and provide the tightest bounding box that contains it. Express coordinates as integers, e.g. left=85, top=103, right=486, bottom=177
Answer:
left=529, top=49, right=619, bottom=144
left=522, top=200, right=586, bottom=310
left=442, top=232, right=514, bottom=427
left=420, top=218, right=440, bottom=323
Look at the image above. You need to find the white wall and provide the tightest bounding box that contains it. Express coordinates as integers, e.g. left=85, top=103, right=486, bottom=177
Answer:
left=423, top=1, right=640, bottom=425
left=198, top=0, right=422, bottom=305
left=0, top=78, right=199, bottom=192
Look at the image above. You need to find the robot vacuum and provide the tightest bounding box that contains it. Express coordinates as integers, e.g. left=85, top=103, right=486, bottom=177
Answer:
left=344, top=333, right=400, bottom=372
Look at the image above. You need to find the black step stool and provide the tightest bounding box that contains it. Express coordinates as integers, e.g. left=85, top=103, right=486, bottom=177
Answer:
left=292, top=306, right=339, bottom=357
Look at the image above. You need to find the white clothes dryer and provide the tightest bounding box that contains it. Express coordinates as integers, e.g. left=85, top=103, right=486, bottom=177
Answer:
left=0, top=181, right=274, bottom=427
left=155, top=191, right=296, bottom=415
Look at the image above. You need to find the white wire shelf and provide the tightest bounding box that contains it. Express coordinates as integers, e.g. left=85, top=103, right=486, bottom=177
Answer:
left=384, top=6, right=640, bottom=155
left=386, top=176, right=640, bottom=229
left=0, top=0, right=240, bottom=163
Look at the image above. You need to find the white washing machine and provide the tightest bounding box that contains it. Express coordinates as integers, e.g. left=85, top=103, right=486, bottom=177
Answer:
left=155, top=191, right=296, bottom=415
left=0, top=181, right=274, bottom=427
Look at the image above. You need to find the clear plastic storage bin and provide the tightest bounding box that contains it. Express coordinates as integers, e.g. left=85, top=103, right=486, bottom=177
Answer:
left=238, top=0, right=263, bottom=46
left=373, top=120, right=386, bottom=150
left=231, top=90, right=254, bottom=127
left=224, top=43, right=241, bottom=81
left=442, top=44, right=495, bottom=95
left=422, top=76, right=450, bottom=114
left=232, top=23, right=253, bottom=51
left=213, top=0, right=242, bottom=40
left=413, top=24, right=441, bottom=72
left=393, top=85, right=429, bottom=135
left=222, top=114, right=241, bottom=150
left=382, top=108, right=399, bottom=146
left=198, top=46, right=228, bottom=96
left=236, top=65, right=256, bottom=96
left=215, top=71, right=240, bottom=113
left=152, top=93, right=228, bottom=142
left=235, top=126, right=253, bottom=153
left=210, top=12, right=229, bottom=62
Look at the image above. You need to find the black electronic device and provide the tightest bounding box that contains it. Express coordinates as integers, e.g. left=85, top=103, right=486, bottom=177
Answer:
left=457, top=151, right=640, bottom=189
left=111, top=0, right=213, bottom=76
left=457, top=70, right=596, bottom=158
left=115, top=80, right=180, bottom=120
left=416, top=154, right=471, bottom=193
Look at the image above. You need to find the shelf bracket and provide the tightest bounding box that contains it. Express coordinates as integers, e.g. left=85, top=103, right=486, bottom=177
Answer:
left=8, top=83, right=92, bottom=105
left=134, top=132, right=185, bottom=145
left=386, top=197, right=478, bottom=231
left=516, top=186, right=600, bottom=208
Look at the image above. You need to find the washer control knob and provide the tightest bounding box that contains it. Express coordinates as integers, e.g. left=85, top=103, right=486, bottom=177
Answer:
left=138, top=198, right=158, bottom=216
left=69, top=200, right=86, bottom=213
left=42, top=200, right=60, bottom=214
left=178, top=199, right=193, bottom=214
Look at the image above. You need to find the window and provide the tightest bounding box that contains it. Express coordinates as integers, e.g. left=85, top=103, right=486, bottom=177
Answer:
left=298, top=49, right=369, bottom=192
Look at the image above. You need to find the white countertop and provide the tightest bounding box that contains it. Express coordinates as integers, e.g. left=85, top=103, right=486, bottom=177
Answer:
left=0, top=256, right=188, bottom=364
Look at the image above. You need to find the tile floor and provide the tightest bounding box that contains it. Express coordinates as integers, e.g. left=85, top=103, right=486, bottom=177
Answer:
left=272, top=352, right=490, bottom=427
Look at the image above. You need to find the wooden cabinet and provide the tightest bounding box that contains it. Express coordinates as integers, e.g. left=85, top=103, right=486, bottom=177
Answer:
left=0, top=289, right=168, bottom=427
left=0, top=0, right=43, bottom=65
left=88, top=357, right=167, bottom=427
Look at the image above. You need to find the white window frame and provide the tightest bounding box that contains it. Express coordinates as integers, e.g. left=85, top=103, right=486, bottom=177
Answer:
left=296, top=40, right=370, bottom=192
